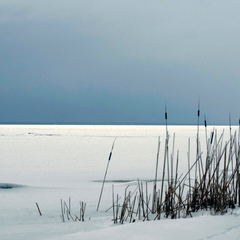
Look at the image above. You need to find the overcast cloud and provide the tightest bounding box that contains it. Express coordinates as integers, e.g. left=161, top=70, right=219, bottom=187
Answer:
left=0, top=0, right=239, bottom=124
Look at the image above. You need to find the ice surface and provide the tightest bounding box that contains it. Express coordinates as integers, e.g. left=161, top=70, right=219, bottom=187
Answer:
left=1, top=125, right=239, bottom=240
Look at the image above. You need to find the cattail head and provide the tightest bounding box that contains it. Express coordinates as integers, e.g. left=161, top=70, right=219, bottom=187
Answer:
left=210, top=131, right=214, bottom=144
left=198, top=98, right=200, bottom=117
left=165, top=105, right=168, bottom=120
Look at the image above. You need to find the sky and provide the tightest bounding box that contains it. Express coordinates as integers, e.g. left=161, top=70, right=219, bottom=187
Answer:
left=0, top=0, right=239, bottom=125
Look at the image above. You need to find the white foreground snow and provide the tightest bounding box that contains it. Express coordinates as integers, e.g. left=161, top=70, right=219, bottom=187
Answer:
left=1, top=125, right=240, bottom=240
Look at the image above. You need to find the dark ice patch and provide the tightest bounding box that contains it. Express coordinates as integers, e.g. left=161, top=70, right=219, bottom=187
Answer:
left=0, top=183, right=23, bottom=189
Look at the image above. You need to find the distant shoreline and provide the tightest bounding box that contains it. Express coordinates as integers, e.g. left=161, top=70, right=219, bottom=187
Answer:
left=0, top=123, right=238, bottom=127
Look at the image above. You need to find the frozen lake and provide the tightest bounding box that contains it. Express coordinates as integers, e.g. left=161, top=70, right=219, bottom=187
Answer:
left=1, top=125, right=240, bottom=240
left=1, top=124, right=233, bottom=185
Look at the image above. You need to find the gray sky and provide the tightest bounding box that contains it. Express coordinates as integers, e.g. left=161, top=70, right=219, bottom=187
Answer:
left=0, top=0, right=239, bottom=125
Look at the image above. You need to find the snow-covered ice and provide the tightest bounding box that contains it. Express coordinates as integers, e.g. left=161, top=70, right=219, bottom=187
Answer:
left=1, top=125, right=240, bottom=240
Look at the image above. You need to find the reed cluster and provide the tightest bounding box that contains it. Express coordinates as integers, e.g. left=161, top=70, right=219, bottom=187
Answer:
left=60, top=197, right=86, bottom=222
left=110, top=113, right=240, bottom=223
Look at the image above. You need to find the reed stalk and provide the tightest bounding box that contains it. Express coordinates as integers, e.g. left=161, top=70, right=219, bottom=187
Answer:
left=97, top=138, right=117, bottom=211
left=36, top=202, right=42, bottom=216
left=152, top=137, right=161, bottom=213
